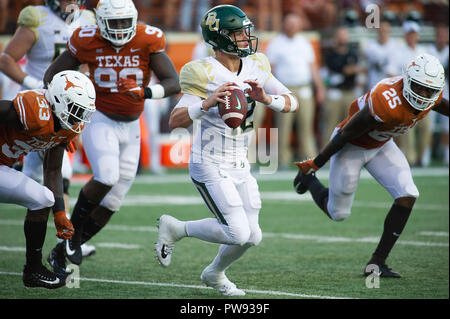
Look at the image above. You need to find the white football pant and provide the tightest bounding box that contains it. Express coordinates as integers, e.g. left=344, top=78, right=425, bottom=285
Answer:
left=327, top=129, right=419, bottom=221
left=186, top=160, right=262, bottom=247
left=81, top=111, right=140, bottom=212
left=0, top=165, right=54, bottom=210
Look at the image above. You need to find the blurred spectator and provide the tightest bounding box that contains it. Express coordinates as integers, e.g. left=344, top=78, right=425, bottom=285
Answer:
left=179, top=0, right=211, bottom=31
left=0, top=0, right=8, bottom=33
left=255, top=0, right=282, bottom=31
left=266, top=13, right=325, bottom=169
left=322, top=26, right=365, bottom=146
left=427, top=25, right=449, bottom=166
left=386, top=20, right=429, bottom=166
left=364, top=19, right=398, bottom=89
left=288, top=0, right=337, bottom=30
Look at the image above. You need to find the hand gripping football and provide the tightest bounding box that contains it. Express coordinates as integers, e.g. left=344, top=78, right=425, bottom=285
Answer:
left=218, top=87, right=248, bottom=129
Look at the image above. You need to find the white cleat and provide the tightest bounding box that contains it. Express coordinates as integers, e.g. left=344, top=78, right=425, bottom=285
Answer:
left=155, top=214, right=186, bottom=267
left=81, top=243, right=96, bottom=257
left=200, top=265, right=246, bottom=296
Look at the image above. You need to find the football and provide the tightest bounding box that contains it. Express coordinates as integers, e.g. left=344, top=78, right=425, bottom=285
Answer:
left=218, top=87, right=248, bottom=129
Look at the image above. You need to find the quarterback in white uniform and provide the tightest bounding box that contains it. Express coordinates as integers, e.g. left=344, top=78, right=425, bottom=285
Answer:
left=156, top=5, right=298, bottom=296
left=0, top=0, right=96, bottom=257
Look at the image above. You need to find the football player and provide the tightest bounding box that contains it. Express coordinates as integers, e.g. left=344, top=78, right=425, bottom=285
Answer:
left=0, top=70, right=96, bottom=288
left=294, top=53, right=448, bottom=277
left=0, top=0, right=97, bottom=258
left=43, top=0, right=180, bottom=271
left=156, top=5, right=298, bottom=296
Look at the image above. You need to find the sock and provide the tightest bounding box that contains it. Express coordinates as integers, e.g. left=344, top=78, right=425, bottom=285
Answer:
left=307, top=175, right=331, bottom=219
left=210, top=243, right=252, bottom=273
left=71, top=189, right=99, bottom=247
left=370, top=203, right=412, bottom=265
left=80, top=206, right=115, bottom=244
left=24, top=216, right=48, bottom=269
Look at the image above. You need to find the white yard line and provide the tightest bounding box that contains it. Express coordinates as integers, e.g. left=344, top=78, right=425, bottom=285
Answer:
left=0, top=271, right=355, bottom=299
left=418, top=231, right=449, bottom=237
left=0, top=219, right=447, bottom=247
left=70, top=167, right=450, bottom=185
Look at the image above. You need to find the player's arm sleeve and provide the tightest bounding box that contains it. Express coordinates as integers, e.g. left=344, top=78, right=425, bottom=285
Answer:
left=263, top=75, right=291, bottom=96
left=17, top=6, right=41, bottom=43
left=179, top=61, right=208, bottom=99
left=173, top=93, right=202, bottom=110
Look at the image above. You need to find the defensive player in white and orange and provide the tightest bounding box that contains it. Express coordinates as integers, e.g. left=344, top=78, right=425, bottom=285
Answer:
left=0, top=70, right=95, bottom=289
left=43, top=0, right=180, bottom=272
left=293, top=53, right=448, bottom=278
left=0, top=0, right=97, bottom=259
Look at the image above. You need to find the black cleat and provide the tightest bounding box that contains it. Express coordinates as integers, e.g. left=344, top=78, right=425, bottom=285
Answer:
left=364, top=263, right=401, bottom=278
left=293, top=170, right=313, bottom=195
left=47, top=243, right=71, bottom=278
left=64, top=238, right=82, bottom=265
left=22, top=264, right=68, bottom=289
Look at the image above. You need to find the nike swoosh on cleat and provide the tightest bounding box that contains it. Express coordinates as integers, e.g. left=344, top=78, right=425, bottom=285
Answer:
left=40, top=278, right=60, bottom=285
left=65, top=240, right=76, bottom=256
left=161, top=245, right=168, bottom=258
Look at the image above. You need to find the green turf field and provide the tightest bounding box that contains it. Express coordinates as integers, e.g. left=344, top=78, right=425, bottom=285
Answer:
left=0, top=167, right=448, bottom=299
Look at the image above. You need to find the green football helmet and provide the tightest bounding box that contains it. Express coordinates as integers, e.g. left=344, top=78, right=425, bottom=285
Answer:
left=200, top=5, right=258, bottom=58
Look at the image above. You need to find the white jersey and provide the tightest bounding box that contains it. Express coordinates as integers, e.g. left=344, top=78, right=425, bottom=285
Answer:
left=17, top=5, right=95, bottom=83
left=177, top=53, right=290, bottom=165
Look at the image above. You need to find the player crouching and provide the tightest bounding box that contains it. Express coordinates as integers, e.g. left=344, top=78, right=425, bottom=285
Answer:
left=0, top=70, right=96, bottom=288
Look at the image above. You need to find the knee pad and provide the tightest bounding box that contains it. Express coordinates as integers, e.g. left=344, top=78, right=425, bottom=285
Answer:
left=94, top=172, right=119, bottom=187
left=246, top=226, right=262, bottom=246
left=100, top=177, right=134, bottom=212
left=30, top=186, right=55, bottom=211
left=225, top=224, right=251, bottom=246
left=100, top=193, right=121, bottom=212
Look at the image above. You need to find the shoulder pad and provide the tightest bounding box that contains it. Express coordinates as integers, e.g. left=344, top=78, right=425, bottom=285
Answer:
left=180, top=60, right=208, bottom=99
left=80, top=9, right=96, bottom=25
left=17, top=6, right=41, bottom=29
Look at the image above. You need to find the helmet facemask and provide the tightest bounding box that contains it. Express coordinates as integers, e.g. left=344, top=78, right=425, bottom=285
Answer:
left=403, top=76, right=442, bottom=111
left=95, top=0, right=138, bottom=47
left=97, top=15, right=137, bottom=47
left=201, top=5, right=259, bottom=58
left=402, top=53, right=445, bottom=111
left=46, top=71, right=96, bottom=134
left=219, top=24, right=258, bottom=57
